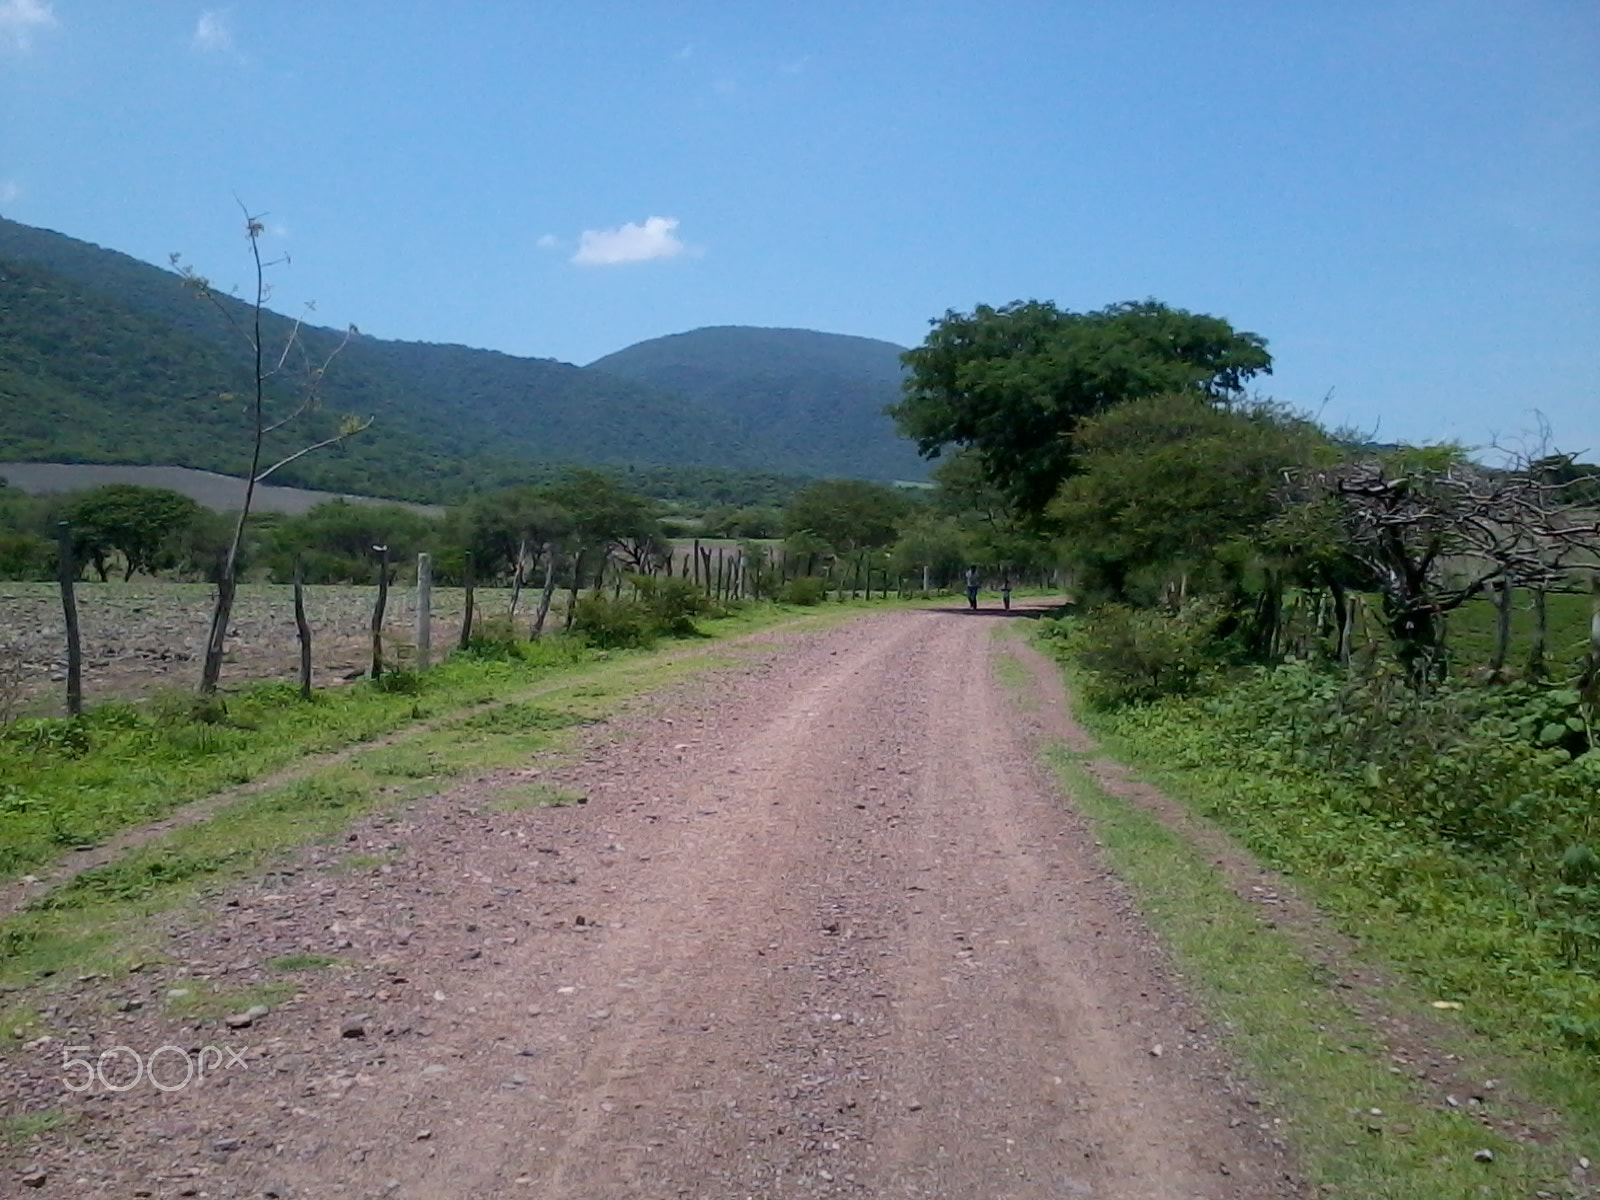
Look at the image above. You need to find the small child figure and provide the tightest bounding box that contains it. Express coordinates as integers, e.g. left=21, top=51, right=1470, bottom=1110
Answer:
left=1001, top=577, right=1013, bottom=611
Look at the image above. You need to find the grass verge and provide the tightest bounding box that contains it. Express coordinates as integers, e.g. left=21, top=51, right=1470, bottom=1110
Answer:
left=0, top=598, right=885, bottom=884
left=1047, top=746, right=1595, bottom=1198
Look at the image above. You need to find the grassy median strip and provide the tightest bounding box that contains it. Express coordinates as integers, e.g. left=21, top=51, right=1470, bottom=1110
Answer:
left=1048, top=745, right=1595, bottom=1199
left=0, top=598, right=884, bottom=885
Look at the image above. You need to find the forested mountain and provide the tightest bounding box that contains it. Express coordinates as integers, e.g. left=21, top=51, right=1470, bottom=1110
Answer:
left=0, top=217, right=920, bottom=501
left=588, top=326, right=927, bottom=481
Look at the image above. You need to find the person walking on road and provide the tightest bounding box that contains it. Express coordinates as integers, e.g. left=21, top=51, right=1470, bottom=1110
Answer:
left=1001, top=575, right=1012, bottom=611
left=965, top=565, right=981, bottom=611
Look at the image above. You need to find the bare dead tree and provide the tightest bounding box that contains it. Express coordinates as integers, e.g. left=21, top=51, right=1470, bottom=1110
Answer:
left=172, top=205, right=371, bottom=695
left=1294, top=454, right=1600, bottom=680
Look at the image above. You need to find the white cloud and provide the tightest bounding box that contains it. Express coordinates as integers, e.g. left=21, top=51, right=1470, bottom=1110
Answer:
left=535, top=233, right=560, bottom=250
left=191, top=10, right=234, bottom=55
left=571, top=216, right=689, bottom=266
left=0, top=181, right=20, bottom=204
left=0, top=0, right=56, bottom=52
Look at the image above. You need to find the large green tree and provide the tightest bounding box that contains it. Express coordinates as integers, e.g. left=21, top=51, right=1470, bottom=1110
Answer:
left=1049, top=396, right=1329, bottom=599
left=892, top=299, right=1272, bottom=516
left=63, top=484, right=202, bottom=581
left=783, top=479, right=912, bottom=555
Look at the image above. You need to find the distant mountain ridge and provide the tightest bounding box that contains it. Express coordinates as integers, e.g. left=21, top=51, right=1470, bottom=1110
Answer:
left=0, top=216, right=924, bottom=500
left=588, top=326, right=925, bottom=482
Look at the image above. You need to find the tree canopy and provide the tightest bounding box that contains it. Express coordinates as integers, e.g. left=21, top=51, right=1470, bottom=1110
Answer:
left=63, top=484, right=202, bottom=581
left=891, top=299, right=1272, bottom=516
left=783, top=479, right=912, bottom=555
left=1049, top=396, right=1330, bottom=599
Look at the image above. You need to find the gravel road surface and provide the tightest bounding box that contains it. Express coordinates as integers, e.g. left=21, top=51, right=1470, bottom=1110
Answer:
left=3, top=606, right=1300, bottom=1198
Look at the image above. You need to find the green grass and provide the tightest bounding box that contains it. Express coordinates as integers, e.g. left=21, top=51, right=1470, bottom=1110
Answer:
left=486, top=782, right=587, bottom=812
left=162, top=979, right=299, bottom=1022
left=1, top=1109, right=71, bottom=1146
left=1444, top=589, right=1592, bottom=677
left=268, top=953, right=340, bottom=972
left=1046, top=746, right=1594, bottom=1199
left=0, top=642, right=592, bottom=879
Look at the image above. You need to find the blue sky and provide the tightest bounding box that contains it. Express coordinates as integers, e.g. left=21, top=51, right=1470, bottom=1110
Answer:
left=2, top=1, right=1596, bottom=460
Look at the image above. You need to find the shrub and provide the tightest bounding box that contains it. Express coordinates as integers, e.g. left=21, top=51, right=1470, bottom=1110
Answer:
left=1055, top=602, right=1228, bottom=708
left=779, top=576, right=827, bottom=606
left=461, top=614, right=526, bottom=661
left=571, top=596, right=656, bottom=649
left=371, top=668, right=424, bottom=695
left=633, top=575, right=710, bottom=635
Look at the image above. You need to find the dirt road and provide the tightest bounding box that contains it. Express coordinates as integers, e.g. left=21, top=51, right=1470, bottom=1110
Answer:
left=4, top=607, right=1300, bottom=1198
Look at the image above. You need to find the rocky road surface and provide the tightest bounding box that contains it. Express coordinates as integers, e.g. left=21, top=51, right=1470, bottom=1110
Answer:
left=3, top=606, right=1301, bottom=1198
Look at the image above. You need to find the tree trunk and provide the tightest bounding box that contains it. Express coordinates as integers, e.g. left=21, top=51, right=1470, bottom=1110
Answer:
left=1328, top=577, right=1351, bottom=667
left=1589, top=572, right=1600, bottom=681
left=532, top=544, right=557, bottom=638
left=1526, top=587, right=1548, bottom=680
left=293, top=559, right=312, bottom=700
left=564, top=547, right=585, bottom=632
left=199, top=573, right=237, bottom=696
left=458, top=552, right=475, bottom=651
left=56, top=522, right=82, bottom=718
left=370, top=545, right=389, bottom=681
left=1489, top=578, right=1513, bottom=679
left=508, top=537, right=529, bottom=619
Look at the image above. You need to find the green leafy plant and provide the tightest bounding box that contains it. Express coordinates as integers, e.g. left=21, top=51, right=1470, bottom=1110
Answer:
left=778, top=576, right=827, bottom=606
left=1050, top=602, right=1229, bottom=707
left=571, top=595, right=656, bottom=649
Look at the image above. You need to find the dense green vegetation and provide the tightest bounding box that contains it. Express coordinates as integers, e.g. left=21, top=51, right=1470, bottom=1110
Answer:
left=589, top=325, right=926, bottom=481
left=892, top=298, right=1272, bottom=514
left=0, top=217, right=927, bottom=498
left=0, top=465, right=1045, bottom=598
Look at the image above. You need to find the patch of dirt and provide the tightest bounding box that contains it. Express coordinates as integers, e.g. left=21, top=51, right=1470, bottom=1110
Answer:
left=0, top=582, right=477, bottom=713
left=2, top=606, right=1302, bottom=1198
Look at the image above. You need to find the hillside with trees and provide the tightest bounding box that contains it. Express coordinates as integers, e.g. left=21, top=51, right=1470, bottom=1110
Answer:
left=0, top=218, right=925, bottom=498
left=587, top=326, right=927, bottom=482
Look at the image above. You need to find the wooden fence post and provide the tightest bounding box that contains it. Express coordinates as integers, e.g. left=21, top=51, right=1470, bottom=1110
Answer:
left=415, top=552, right=433, bottom=671
left=293, top=558, right=312, bottom=700
left=1489, top=578, right=1513, bottom=678
left=370, top=544, right=389, bottom=681
left=458, top=551, right=476, bottom=651
left=55, top=521, right=82, bottom=718
left=532, top=543, right=557, bottom=638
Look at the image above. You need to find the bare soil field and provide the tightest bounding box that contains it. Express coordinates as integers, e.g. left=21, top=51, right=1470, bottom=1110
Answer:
left=0, top=463, right=440, bottom=517
left=1, top=606, right=1300, bottom=1198
left=0, top=582, right=486, bottom=713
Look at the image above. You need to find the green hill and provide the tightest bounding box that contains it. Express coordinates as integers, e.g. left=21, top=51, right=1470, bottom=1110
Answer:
left=0, top=217, right=924, bottom=500
left=587, top=326, right=926, bottom=482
